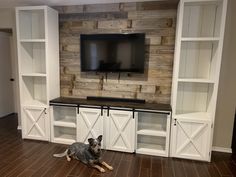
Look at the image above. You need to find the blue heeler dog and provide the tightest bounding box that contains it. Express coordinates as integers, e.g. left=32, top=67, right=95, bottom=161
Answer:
left=53, top=135, right=113, bottom=172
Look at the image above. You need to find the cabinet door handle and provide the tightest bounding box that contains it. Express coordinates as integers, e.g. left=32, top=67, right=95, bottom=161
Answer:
left=101, top=106, right=103, bottom=116
left=44, top=108, right=47, bottom=114
left=174, top=119, right=177, bottom=126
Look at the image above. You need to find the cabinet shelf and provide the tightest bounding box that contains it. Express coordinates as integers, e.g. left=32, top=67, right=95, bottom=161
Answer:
left=176, top=82, right=213, bottom=115
left=136, top=135, right=166, bottom=156
left=21, top=73, right=47, bottom=77
left=20, top=39, right=45, bottom=42
left=136, top=143, right=166, bottom=155
left=178, top=78, right=215, bottom=84
left=53, top=126, right=76, bottom=145
left=54, top=121, right=76, bottom=128
left=137, top=129, right=166, bottom=137
left=181, top=37, right=220, bottom=42
left=182, top=1, right=223, bottom=38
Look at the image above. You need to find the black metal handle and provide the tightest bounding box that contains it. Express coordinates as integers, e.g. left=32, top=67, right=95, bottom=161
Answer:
left=174, top=119, right=177, bottom=126
left=10, top=78, right=14, bottom=81
left=101, top=106, right=103, bottom=116
left=44, top=108, right=47, bottom=114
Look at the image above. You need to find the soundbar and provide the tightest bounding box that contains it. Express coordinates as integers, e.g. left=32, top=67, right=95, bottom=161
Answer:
left=87, top=96, right=145, bottom=104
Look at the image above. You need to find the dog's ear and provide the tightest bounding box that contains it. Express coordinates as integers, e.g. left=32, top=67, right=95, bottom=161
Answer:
left=97, top=135, right=102, bottom=142
left=88, top=138, right=94, bottom=145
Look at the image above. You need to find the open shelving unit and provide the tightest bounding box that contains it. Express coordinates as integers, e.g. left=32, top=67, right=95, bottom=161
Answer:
left=51, top=106, right=77, bottom=144
left=16, top=6, right=59, bottom=141
left=171, top=0, right=227, bottom=161
left=136, top=112, right=171, bottom=157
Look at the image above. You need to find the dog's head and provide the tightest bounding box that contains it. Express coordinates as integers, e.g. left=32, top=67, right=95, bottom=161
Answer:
left=88, top=135, right=102, bottom=155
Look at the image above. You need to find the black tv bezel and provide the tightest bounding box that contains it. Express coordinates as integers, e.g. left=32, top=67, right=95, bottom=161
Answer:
left=80, top=33, right=145, bottom=73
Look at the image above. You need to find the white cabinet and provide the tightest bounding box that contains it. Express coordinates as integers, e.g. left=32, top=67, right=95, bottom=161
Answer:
left=51, top=105, right=136, bottom=152
left=22, top=106, right=49, bottom=141
left=50, top=105, right=77, bottom=144
left=50, top=104, right=170, bottom=155
left=171, top=118, right=211, bottom=161
left=16, top=6, right=59, bottom=141
left=136, top=111, right=171, bottom=157
left=171, top=0, right=227, bottom=161
left=77, top=107, right=103, bottom=146
left=106, top=109, right=135, bottom=153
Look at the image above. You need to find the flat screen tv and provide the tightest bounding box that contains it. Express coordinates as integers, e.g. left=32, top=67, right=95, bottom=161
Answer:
left=80, top=33, right=145, bottom=73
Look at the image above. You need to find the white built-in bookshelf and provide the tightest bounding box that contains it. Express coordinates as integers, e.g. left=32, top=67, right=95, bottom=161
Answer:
left=171, top=0, right=228, bottom=161
left=16, top=6, right=59, bottom=141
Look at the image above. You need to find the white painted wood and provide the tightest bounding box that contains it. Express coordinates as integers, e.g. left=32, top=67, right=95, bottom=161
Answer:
left=136, top=135, right=167, bottom=156
left=171, top=0, right=228, bottom=161
left=179, top=41, right=218, bottom=80
left=19, top=42, right=46, bottom=74
left=77, top=108, right=104, bottom=146
left=136, top=112, right=171, bottom=157
left=46, top=7, right=60, bottom=101
left=53, top=126, right=76, bottom=144
left=181, top=37, right=220, bottom=41
left=178, top=78, right=215, bottom=83
left=171, top=118, right=211, bottom=161
left=176, top=82, right=213, bottom=115
left=16, top=6, right=59, bottom=141
left=182, top=1, right=221, bottom=37
left=106, top=110, right=135, bottom=153
left=212, top=146, right=232, bottom=153
left=22, top=106, right=49, bottom=141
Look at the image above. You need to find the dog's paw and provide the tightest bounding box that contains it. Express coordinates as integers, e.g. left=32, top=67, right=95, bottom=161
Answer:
left=108, top=166, right=113, bottom=171
left=67, top=157, right=71, bottom=162
left=100, top=168, right=105, bottom=173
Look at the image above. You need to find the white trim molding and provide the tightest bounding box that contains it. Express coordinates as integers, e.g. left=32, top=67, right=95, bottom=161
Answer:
left=212, top=146, right=232, bottom=153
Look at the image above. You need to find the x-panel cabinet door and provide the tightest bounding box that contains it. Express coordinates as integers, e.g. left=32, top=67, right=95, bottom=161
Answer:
left=171, top=118, right=211, bottom=161
left=22, top=106, right=49, bottom=141
left=77, top=108, right=103, bottom=146
left=106, top=109, right=135, bottom=153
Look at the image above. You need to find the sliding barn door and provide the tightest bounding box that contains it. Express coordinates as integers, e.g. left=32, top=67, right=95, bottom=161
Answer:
left=106, top=110, right=135, bottom=153
left=77, top=108, right=103, bottom=146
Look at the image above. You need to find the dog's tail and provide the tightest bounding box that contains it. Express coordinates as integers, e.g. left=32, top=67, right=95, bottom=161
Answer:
left=53, top=149, right=68, bottom=158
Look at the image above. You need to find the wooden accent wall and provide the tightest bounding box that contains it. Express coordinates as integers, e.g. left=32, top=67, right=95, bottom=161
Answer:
left=54, top=1, right=177, bottom=104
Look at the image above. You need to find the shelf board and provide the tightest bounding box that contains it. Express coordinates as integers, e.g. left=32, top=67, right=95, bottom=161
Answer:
left=178, top=78, right=215, bottom=84
left=174, top=112, right=211, bottom=120
left=21, top=73, right=47, bottom=77
left=54, top=121, right=76, bottom=128
left=137, top=129, right=166, bottom=137
left=136, top=143, right=166, bottom=156
left=53, top=136, right=76, bottom=145
left=181, top=37, right=220, bottom=42
left=20, top=39, right=46, bottom=43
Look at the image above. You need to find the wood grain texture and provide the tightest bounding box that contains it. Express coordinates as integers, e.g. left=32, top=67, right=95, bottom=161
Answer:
left=1, top=114, right=236, bottom=177
left=56, top=1, right=177, bottom=104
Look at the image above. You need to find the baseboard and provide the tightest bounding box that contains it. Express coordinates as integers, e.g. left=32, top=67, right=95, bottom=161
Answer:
left=212, top=146, right=232, bottom=153
left=17, top=126, right=22, bottom=130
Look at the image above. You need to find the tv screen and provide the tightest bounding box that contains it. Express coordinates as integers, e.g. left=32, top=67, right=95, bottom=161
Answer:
left=80, top=33, right=145, bottom=73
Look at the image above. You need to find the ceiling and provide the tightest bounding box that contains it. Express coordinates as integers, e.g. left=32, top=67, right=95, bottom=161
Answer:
left=0, top=0, right=178, bottom=8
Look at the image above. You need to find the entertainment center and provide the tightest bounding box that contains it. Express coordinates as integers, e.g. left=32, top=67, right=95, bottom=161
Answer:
left=15, top=0, right=228, bottom=162
left=50, top=97, right=171, bottom=157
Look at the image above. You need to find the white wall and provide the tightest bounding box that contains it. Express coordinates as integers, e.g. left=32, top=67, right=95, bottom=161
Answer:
left=0, top=9, right=20, bottom=124
left=213, top=0, right=236, bottom=149
left=0, top=32, right=14, bottom=117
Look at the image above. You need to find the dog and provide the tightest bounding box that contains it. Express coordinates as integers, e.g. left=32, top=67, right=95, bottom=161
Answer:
left=53, top=135, right=113, bottom=172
